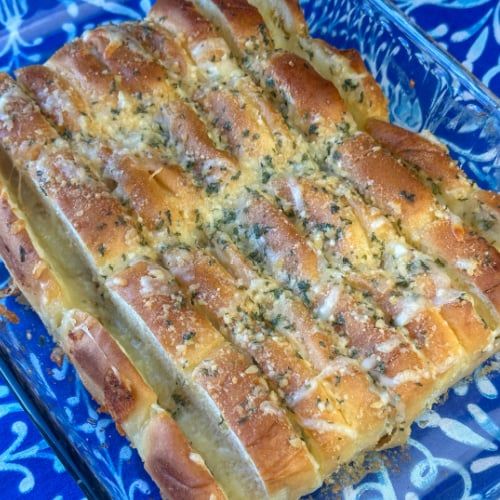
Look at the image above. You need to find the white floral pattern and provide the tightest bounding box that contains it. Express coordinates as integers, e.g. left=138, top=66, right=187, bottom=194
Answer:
left=396, top=0, right=500, bottom=95
left=0, top=1, right=498, bottom=499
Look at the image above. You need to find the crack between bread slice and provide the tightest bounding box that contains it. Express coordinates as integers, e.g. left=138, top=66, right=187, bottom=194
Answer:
left=188, top=0, right=499, bottom=332
left=0, top=72, right=323, bottom=499
left=0, top=174, right=225, bottom=500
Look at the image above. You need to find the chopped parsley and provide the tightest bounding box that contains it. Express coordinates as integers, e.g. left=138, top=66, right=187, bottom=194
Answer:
left=400, top=190, right=416, bottom=202
left=342, top=79, right=358, bottom=92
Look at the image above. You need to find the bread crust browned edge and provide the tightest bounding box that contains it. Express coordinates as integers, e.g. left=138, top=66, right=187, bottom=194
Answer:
left=0, top=179, right=226, bottom=500
left=1, top=67, right=323, bottom=499
left=243, top=0, right=388, bottom=126
left=365, top=118, right=500, bottom=244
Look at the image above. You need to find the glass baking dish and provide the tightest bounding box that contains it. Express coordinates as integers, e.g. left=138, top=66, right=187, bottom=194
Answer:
left=0, top=0, right=498, bottom=498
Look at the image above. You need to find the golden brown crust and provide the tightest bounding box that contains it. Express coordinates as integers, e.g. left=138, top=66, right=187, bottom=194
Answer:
left=270, top=176, right=371, bottom=263
left=224, top=188, right=435, bottom=425
left=85, top=27, right=168, bottom=95
left=107, top=260, right=223, bottom=369
left=366, top=118, right=500, bottom=244
left=264, top=288, right=392, bottom=441
left=67, top=311, right=225, bottom=499
left=0, top=0, right=497, bottom=493
left=207, top=0, right=271, bottom=54
left=193, top=343, right=321, bottom=497
left=246, top=0, right=388, bottom=126
left=230, top=194, right=434, bottom=427
left=106, top=156, right=178, bottom=232
left=121, top=22, right=188, bottom=81
left=16, top=29, right=327, bottom=496
left=102, top=153, right=198, bottom=235
left=48, top=40, right=118, bottom=105
left=439, top=298, right=492, bottom=359
left=272, top=176, right=466, bottom=386
left=16, top=65, right=89, bottom=132
left=41, top=155, right=140, bottom=271
left=148, top=0, right=232, bottom=70
left=210, top=232, right=260, bottom=285
left=142, top=411, right=226, bottom=500
left=477, top=189, right=500, bottom=215
left=161, top=100, right=239, bottom=186
left=142, top=12, right=294, bottom=163
left=425, top=219, right=500, bottom=311
left=82, top=25, right=239, bottom=188
left=405, top=309, right=463, bottom=373
left=17, top=61, right=199, bottom=239
left=309, top=40, right=388, bottom=126
left=198, top=88, right=277, bottom=159
left=241, top=194, right=320, bottom=283
left=334, top=292, right=434, bottom=423
left=109, top=258, right=321, bottom=495
left=64, top=310, right=156, bottom=426
left=164, top=248, right=238, bottom=323
left=150, top=0, right=218, bottom=46
left=365, top=119, right=461, bottom=188
left=266, top=52, right=347, bottom=135
left=0, top=76, right=140, bottom=272
left=337, top=133, right=500, bottom=317
left=264, top=0, right=308, bottom=37
left=337, top=133, right=434, bottom=228
left=0, top=74, right=59, bottom=160
left=139, top=9, right=451, bottom=424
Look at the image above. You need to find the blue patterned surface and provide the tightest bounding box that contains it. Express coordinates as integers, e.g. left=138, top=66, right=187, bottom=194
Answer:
left=0, top=1, right=498, bottom=499
left=0, top=377, right=81, bottom=499
left=0, top=266, right=159, bottom=499
left=396, top=0, right=500, bottom=97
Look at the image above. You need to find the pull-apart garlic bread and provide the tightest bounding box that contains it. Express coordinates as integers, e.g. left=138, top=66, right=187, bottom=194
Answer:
left=0, top=0, right=497, bottom=498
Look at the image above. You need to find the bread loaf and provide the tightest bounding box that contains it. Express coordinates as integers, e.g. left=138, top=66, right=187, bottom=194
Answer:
left=0, top=179, right=225, bottom=500
left=0, top=0, right=497, bottom=497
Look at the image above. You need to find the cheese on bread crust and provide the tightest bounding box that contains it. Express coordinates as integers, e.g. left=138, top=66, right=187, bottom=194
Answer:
left=0, top=0, right=497, bottom=498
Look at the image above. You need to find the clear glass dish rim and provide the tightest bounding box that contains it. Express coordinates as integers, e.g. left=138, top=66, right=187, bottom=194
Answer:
left=373, top=0, right=500, bottom=113
left=0, top=343, right=108, bottom=500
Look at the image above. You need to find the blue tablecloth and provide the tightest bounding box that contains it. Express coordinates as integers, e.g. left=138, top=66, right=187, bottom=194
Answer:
left=0, top=1, right=498, bottom=499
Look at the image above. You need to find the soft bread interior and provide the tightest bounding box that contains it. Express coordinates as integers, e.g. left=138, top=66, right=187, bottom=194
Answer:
left=0, top=153, right=264, bottom=499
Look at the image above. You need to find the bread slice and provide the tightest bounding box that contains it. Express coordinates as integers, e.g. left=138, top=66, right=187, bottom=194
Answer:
left=365, top=118, right=500, bottom=248
left=249, top=0, right=388, bottom=127
left=0, top=74, right=321, bottom=499
left=0, top=179, right=225, bottom=500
